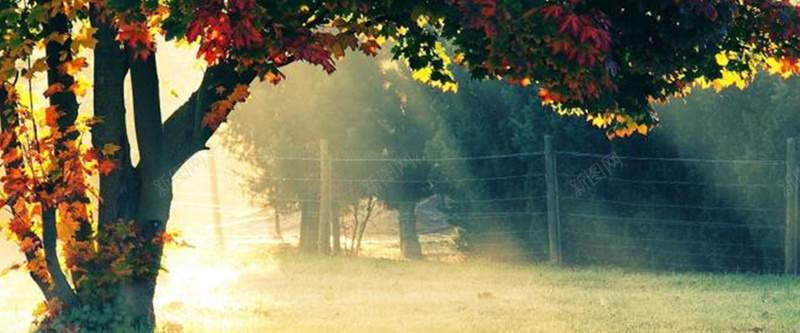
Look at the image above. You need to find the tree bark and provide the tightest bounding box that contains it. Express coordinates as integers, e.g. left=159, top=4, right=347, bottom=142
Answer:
left=41, top=209, right=79, bottom=306
left=300, top=200, right=319, bottom=253
left=41, top=9, right=82, bottom=306
left=332, top=206, right=341, bottom=254
left=355, top=197, right=376, bottom=256
left=90, top=8, right=136, bottom=237
left=274, top=210, right=283, bottom=239
left=122, top=49, right=174, bottom=330
left=398, top=202, right=423, bottom=259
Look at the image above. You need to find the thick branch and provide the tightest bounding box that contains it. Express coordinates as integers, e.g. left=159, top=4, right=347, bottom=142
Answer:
left=90, top=7, right=136, bottom=235
left=41, top=208, right=78, bottom=305
left=162, top=62, right=259, bottom=169
left=41, top=10, right=80, bottom=305
left=130, top=54, right=170, bottom=227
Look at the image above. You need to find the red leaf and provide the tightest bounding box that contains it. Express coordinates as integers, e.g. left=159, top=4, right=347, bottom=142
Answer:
left=541, top=5, right=564, bottom=21
left=98, top=159, right=116, bottom=176
left=558, top=14, right=582, bottom=36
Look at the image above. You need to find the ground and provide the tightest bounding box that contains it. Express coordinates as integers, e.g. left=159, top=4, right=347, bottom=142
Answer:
left=3, top=237, right=799, bottom=333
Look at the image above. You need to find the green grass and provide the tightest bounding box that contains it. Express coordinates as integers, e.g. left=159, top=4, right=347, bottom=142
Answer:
left=157, top=245, right=799, bottom=333
left=2, top=244, right=800, bottom=333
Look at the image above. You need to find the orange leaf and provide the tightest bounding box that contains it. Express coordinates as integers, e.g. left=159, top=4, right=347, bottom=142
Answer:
left=58, top=57, right=88, bottom=76
left=44, top=106, right=60, bottom=127
left=2, top=147, right=20, bottom=164
left=228, top=84, right=250, bottom=103
left=360, top=40, right=380, bottom=56
left=20, top=237, right=38, bottom=253
left=264, top=70, right=284, bottom=85
left=43, top=83, right=66, bottom=97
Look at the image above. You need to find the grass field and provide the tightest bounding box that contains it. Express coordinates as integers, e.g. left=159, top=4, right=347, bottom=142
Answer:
left=2, top=241, right=800, bottom=333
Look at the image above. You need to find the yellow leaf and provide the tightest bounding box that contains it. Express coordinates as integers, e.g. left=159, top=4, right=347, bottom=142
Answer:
left=44, top=32, right=69, bottom=45
left=24, top=58, right=48, bottom=80
left=32, top=302, right=48, bottom=317
left=412, top=67, right=432, bottom=83
left=101, top=143, right=120, bottom=156
left=715, top=53, right=729, bottom=67
left=70, top=79, right=91, bottom=97
left=589, top=114, right=611, bottom=128
left=72, top=24, right=98, bottom=51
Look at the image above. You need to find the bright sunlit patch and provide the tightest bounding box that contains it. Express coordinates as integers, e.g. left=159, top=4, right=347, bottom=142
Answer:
left=379, top=59, right=400, bottom=73
left=155, top=252, right=240, bottom=311
left=0, top=271, right=40, bottom=332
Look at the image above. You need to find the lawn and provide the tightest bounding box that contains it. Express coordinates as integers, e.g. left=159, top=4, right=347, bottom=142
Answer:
left=2, top=241, right=799, bottom=333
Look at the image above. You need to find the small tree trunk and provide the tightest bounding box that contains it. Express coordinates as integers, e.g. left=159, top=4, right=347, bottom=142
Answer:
left=332, top=207, right=341, bottom=254
left=355, top=197, right=375, bottom=256
left=299, top=200, right=319, bottom=253
left=398, top=202, right=423, bottom=259
left=274, top=210, right=283, bottom=239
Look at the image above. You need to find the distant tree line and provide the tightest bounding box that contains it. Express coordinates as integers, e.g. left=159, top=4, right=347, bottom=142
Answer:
left=227, top=57, right=799, bottom=272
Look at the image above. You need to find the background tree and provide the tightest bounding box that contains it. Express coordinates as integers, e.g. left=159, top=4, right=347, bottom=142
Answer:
left=225, top=52, right=435, bottom=258
left=423, top=68, right=792, bottom=271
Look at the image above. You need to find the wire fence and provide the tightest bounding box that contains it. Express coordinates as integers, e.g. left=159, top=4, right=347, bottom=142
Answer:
left=172, top=146, right=796, bottom=274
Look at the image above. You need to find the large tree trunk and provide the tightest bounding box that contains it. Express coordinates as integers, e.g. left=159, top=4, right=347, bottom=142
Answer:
left=32, top=6, right=263, bottom=330
left=398, top=202, right=423, bottom=259
left=299, top=200, right=319, bottom=253
left=121, top=51, right=172, bottom=329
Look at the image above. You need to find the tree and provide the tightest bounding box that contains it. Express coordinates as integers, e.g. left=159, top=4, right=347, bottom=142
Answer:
left=424, top=69, right=609, bottom=259
left=3, top=0, right=800, bottom=331
left=224, top=52, right=435, bottom=258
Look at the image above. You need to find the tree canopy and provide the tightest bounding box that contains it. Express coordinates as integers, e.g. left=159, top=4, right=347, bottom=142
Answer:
left=5, top=1, right=800, bottom=135
left=112, top=0, right=800, bottom=136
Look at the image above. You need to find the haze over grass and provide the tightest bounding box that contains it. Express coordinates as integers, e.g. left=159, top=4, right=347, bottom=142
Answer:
left=5, top=241, right=797, bottom=333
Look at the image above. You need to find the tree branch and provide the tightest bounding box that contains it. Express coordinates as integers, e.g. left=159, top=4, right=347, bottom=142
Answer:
left=40, top=10, right=80, bottom=306
left=41, top=208, right=78, bottom=305
left=162, top=61, right=258, bottom=169
left=0, top=85, right=54, bottom=301
left=90, top=6, right=137, bottom=237
left=130, top=54, right=170, bottom=225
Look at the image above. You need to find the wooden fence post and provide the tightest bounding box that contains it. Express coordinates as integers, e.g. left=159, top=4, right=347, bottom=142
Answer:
left=544, top=135, right=562, bottom=265
left=318, top=139, right=332, bottom=254
left=786, top=138, right=798, bottom=275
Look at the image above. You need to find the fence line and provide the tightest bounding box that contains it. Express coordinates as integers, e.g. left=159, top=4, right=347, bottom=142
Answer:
left=558, top=197, right=783, bottom=212
left=556, top=151, right=784, bottom=165
left=185, top=144, right=796, bottom=274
